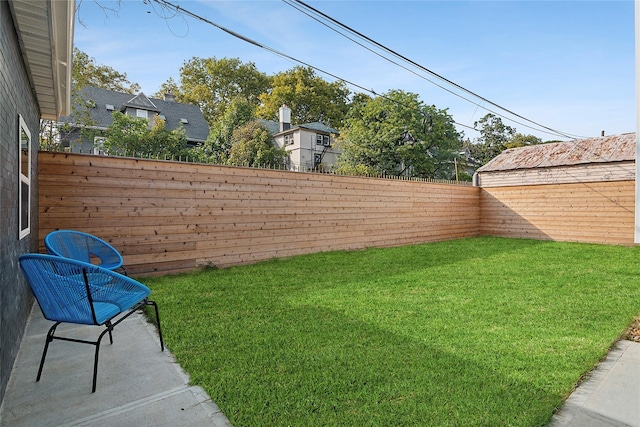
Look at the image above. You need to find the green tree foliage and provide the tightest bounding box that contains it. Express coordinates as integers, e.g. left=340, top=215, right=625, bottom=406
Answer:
left=257, top=66, right=350, bottom=128
left=336, top=90, right=462, bottom=179
left=467, top=114, right=544, bottom=166
left=191, top=97, right=256, bottom=163
left=173, top=57, right=270, bottom=125
left=153, top=77, right=180, bottom=99
left=508, top=133, right=543, bottom=149
left=227, top=121, right=287, bottom=168
left=72, top=48, right=140, bottom=93
left=468, top=114, right=515, bottom=166
left=102, top=111, right=187, bottom=158
left=50, top=49, right=142, bottom=151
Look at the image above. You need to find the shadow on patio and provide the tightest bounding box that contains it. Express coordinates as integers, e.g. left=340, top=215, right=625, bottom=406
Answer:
left=0, top=304, right=231, bottom=427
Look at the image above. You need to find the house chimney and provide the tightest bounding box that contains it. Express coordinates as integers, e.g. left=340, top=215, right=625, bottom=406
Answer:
left=164, top=90, right=176, bottom=102
left=279, top=104, right=291, bottom=132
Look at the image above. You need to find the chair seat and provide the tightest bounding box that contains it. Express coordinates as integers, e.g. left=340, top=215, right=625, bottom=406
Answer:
left=92, top=301, right=124, bottom=325
left=19, top=253, right=164, bottom=392
left=42, top=300, right=121, bottom=325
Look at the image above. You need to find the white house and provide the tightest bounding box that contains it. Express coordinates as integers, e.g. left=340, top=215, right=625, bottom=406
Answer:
left=264, top=105, right=341, bottom=172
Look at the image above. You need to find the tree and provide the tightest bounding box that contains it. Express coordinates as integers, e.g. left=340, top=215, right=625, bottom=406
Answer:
left=191, top=97, right=255, bottom=163
left=152, top=77, right=179, bottom=99
left=227, top=121, right=287, bottom=168
left=257, top=66, right=350, bottom=128
left=171, top=57, right=270, bottom=125
left=335, top=90, right=462, bottom=179
left=467, top=114, right=515, bottom=166
left=101, top=111, right=187, bottom=158
left=72, top=48, right=140, bottom=93
left=466, top=114, right=546, bottom=166
left=507, top=133, right=542, bottom=149
left=48, top=48, right=142, bottom=150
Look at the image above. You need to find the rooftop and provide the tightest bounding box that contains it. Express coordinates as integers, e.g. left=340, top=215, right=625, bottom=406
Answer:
left=478, top=132, right=636, bottom=173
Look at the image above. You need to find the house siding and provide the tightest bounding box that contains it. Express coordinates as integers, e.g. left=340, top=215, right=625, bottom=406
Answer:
left=477, top=161, right=636, bottom=187
left=0, top=0, right=40, bottom=404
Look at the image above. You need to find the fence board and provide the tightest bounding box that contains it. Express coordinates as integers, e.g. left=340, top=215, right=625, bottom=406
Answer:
left=39, top=153, right=480, bottom=275
left=480, top=181, right=635, bottom=245
left=38, top=152, right=635, bottom=276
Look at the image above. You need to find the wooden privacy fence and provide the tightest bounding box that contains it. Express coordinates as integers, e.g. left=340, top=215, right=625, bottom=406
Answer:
left=480, top=181, right=636, bottom=245
left=38, top=152, right=481, bottom=276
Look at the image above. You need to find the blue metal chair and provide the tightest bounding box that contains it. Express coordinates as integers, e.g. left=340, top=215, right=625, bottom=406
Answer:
left=19, top=254, right=164, bottom=392
left=44, top=230, right=127, bottom=275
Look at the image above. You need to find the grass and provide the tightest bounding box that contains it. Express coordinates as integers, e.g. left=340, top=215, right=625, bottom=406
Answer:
left=143, top=237, right=640, bottom=426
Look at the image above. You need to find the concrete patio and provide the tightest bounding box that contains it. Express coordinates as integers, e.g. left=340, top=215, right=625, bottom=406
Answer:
left=1, top=302, right=639, bottom=426
left=0, top=304, right=232, bottom=427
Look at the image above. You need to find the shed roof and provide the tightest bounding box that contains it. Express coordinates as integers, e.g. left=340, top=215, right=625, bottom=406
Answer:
left=477, top=132, right=636, bottom=173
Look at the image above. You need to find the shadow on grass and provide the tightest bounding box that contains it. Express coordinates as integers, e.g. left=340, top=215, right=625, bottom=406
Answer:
left=149, top=237, right=639, bottom=426
left=192, top=304, right=559, bottom=426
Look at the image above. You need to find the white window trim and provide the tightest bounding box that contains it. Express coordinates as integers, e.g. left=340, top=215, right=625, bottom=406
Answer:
left=18, top=115, right=32, bottom=240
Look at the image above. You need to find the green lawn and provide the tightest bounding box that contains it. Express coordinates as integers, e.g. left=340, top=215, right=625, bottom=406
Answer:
left=144, top=237, right=640, bottom=426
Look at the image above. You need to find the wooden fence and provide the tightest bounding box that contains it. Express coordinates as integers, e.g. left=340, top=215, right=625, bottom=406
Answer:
left=38, top=152, right=481, bottom=276
left=480, top=181, right=636, bottom=245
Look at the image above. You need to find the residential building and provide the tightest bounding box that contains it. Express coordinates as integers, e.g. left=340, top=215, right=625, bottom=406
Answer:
left=474, top=132, right=636, bottom=187
left=0, top=0, right=74, bottom=405
left=59, top=86, right=209, bottom=153
left=263, top=105, right=341, bottom=172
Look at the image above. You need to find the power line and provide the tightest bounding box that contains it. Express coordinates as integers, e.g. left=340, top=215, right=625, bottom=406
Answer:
left=150, top=0, right=476, bottom=132
left=285, top=0, right=586, bottom=140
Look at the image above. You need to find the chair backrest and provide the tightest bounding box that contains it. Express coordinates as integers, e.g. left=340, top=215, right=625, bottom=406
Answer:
left=45, top=230, right=124, bottom=271
left=19, top=254, right=149, bottom=325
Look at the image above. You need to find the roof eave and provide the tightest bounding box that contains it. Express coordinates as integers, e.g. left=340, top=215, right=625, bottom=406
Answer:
left=10, top=0, right=75, bottom=120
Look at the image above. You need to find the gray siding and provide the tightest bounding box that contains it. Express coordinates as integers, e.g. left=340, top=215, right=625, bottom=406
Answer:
left=0, top=0, right=40, bottom=404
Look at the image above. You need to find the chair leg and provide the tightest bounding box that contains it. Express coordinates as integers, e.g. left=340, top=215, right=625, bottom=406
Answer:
left=145, top=299, right=164, bottom=351
left=37, top=322, right=61, bottom=382
left=92, top=326, right=113, bottom=393
left=105, top=320, right=114, bottom=345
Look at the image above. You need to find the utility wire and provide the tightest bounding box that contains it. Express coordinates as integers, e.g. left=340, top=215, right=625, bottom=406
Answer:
left=286, top=0, right=586, bottom=140
left=150, top=0, right=476, bottom=131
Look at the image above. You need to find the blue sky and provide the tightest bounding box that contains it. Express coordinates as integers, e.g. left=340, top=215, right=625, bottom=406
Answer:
left=74, top=0, right=635, bottom=141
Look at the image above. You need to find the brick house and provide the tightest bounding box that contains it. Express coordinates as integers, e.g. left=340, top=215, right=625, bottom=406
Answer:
left=0, top=0, right=74, bottom=404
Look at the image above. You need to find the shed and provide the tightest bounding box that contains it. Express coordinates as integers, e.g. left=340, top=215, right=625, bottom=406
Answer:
left=475, top=133, right=636, bottom=188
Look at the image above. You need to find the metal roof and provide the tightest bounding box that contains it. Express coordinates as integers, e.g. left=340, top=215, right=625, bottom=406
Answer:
left=477, top=132, right=636, bottom=173
left=9, top=0, right=74, bottom=119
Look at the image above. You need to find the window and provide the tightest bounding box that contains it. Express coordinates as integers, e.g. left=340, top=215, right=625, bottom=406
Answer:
left=316, top=134, right=330, bottom=146
left=19, top=115, right=31, bottom=239
left=136, top=109, right=148, bottom=119
left=106, top=104, right=115, bottom=111
left=284, top=134, right=294, bottom=145
left=93, top=137, right=106, bottom=155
